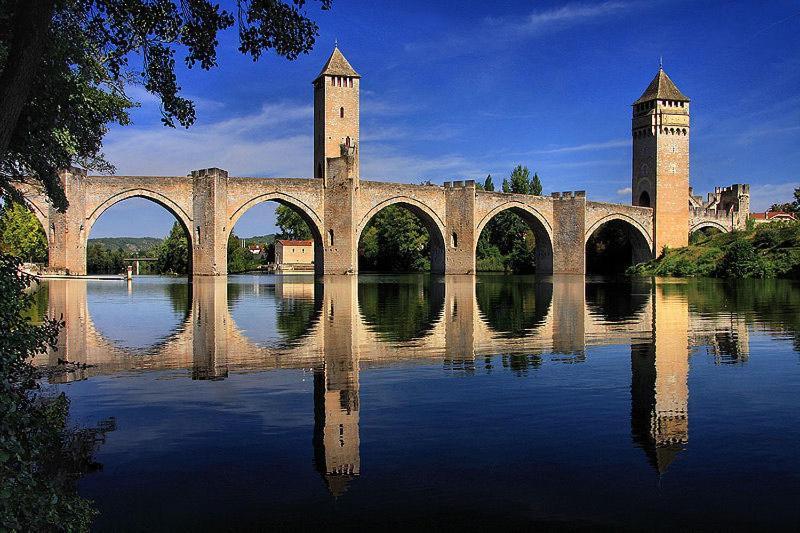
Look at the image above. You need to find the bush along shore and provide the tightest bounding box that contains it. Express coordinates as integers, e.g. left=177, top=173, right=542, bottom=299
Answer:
left=628, top=221, right=800, bottom=279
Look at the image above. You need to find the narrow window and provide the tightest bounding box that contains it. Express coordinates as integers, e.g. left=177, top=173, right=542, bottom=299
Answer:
left=345, top=136, right=351, bottom=147
left=337, top=77, right=342, bottom=87
left=451, top=232, right=458, bottom=248
left=195, top=226, right=201, bottom=244
left=340, top=107, right=344, bottom=118
left=328, top=229, right=334, bottom=246
left=349, top=78, right=353, bottom=88
left=330, top=76, right=335, bottom=86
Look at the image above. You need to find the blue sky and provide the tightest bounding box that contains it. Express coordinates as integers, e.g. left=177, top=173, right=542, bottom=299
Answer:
left=91, top=0, right=800, bottom=238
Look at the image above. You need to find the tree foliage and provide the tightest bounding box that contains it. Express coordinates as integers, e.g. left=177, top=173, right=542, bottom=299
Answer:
left=0, top=202, right=47, bottom=262
left=276, top=204, right=313, bottom=240
left=153, top=222, right=190, bottom=275
left=0, top=0, right=332, bottom=212
left=476, top=165, right=542, bottom=273
left=359, top=205, right=430, bottom=272
left=0, top=254, right=112, bottom=531
left=483, top=174, right=495, bottom=192
left=227, top=231, right=263, bottom=273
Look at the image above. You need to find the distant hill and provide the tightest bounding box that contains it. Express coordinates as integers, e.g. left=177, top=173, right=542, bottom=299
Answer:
left=236, top=234, right=275, bottom=245
left=88, top=237, right=162, bottom=253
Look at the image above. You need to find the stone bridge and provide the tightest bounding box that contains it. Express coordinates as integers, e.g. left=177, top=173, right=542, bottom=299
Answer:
left=24, top=165, right=656, bottom=276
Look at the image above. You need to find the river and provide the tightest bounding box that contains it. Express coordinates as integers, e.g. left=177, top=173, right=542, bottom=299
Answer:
left=32, top=274, right=800, bottom=530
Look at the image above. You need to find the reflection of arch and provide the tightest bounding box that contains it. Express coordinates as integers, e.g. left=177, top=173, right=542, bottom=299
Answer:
left=228, top=192, right=325, bottom=274
left=586, top=279, right=650, bottom=323
left=85, top=281, right=192, bottom=356
left=690, top=221, right=728, bottom=234
left=227, top=279, right=323, bottom=348
left=475, top=202, right=554, bottom=274
left=357, top=275, right=445, bottom=343
left=356, top=197, right=447, bottom=274
left=475, top=276, right=553, bottom=337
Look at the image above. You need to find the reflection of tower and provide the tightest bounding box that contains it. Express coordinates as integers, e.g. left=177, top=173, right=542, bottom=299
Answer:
left=631, top=283, right=689, bottom=474
left=444, top=275, right=475, bottom=374
left=313, top=277, right=360, bottom=496
left=191, top=277, right=228, bottom=380
left=632, top=66, right=691, bottom=251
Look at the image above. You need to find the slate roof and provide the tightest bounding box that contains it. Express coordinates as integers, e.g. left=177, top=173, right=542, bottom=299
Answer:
left=315, top=46, right=360, bottom=81
left=634, top=68, right=689, bottom=105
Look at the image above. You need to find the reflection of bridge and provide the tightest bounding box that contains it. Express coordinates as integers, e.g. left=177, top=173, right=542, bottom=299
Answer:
left=21, top=49, right=747, bottom=277
left=37, top=276, right=751, bottom=489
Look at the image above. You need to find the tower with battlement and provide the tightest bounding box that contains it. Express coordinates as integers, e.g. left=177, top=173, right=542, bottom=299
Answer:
left=313, top=45, right=360, bottom=181
left=632, top=67, right=691, bottom=251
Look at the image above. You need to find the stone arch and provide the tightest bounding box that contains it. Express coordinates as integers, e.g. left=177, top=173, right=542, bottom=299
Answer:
left=356, top=196, right=447, bottom=274
left=585, top=214, right=653, bottom=274
left=475, top=201, right=554, bottom=274
left=690, top=221, right=728, bottom=234
left=227, top=192, right=325, bottom=275
left=86, top=189, right=195, bottom=274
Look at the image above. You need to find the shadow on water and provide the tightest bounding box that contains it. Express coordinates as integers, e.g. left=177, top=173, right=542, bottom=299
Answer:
left=585, top=276, right=651, bottom=324
left=357, top=274, right=445, bottom=342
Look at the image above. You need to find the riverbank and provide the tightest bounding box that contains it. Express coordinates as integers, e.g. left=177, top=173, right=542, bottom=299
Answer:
left=629, top=221, right=800, bottom=278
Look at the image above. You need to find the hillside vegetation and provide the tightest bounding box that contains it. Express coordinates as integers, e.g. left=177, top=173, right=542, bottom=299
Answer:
left=628, top=221, right=800, bottom=278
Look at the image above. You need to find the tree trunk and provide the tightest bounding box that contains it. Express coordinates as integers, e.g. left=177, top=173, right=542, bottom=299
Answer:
left=0, top=0, right=56, bottom=157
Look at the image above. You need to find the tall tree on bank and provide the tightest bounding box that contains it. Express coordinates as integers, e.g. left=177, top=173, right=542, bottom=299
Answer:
left=530, top=172, right=542, bottom=196
left=483, top=175, right=495, bottom=192
left=0, top=0, right=332, bottom=211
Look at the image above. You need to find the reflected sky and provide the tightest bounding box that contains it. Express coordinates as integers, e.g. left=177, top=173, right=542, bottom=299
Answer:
left=32, top=275, right=800, bottom=530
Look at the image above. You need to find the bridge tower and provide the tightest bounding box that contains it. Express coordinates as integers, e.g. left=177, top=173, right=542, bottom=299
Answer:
left=632, top=66, right=690, bottom=251
left=313, top=45, right=360, bottom=181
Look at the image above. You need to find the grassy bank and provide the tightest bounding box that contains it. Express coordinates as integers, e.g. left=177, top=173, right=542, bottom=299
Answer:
left=628, top=221, right=800, bottom=278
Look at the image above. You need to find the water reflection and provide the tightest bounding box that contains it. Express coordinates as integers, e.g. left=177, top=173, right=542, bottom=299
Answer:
left=33, top=275, right=800, bottom=493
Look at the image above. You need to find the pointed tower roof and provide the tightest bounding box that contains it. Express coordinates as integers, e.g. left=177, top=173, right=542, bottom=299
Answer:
left=634, top=68, right=689, bottom=105
left=315, top=46, right=360, bottom=82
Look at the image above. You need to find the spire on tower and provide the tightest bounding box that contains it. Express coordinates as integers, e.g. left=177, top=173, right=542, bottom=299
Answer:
left=314, top=46, right=360, bottom=82
left=633, top=67, right=689, bottom=105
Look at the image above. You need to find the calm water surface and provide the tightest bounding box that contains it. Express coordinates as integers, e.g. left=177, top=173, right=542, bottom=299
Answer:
left=34, top=275, right=800, bottom=531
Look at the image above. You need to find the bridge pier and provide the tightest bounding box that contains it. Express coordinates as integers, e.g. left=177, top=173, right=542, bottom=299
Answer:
left=191, top=168, right=229, bottom=276
left=444, top=182, right=477, bottom=275
left=47, top=168, right=88, bottom=275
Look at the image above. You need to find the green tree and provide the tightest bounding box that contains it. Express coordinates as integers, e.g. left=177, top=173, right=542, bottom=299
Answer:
left=276, top=204, right=313, bottom=240
left=154, top=222, right=189, bottom=275
left=86, top=242, right=125, bottom=274
left=509, top=165, right=531, bottom=194
left=501, top=178, right=511, bottom=193
left=0, top=202, right=47, bottom=262
left=227, top=231, right=261, bottom=273
left=483, top=174, right=495, bottom=192
left=530, top=172, right=542, bottom=196
left=358, top=205, right=430, bottom=272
